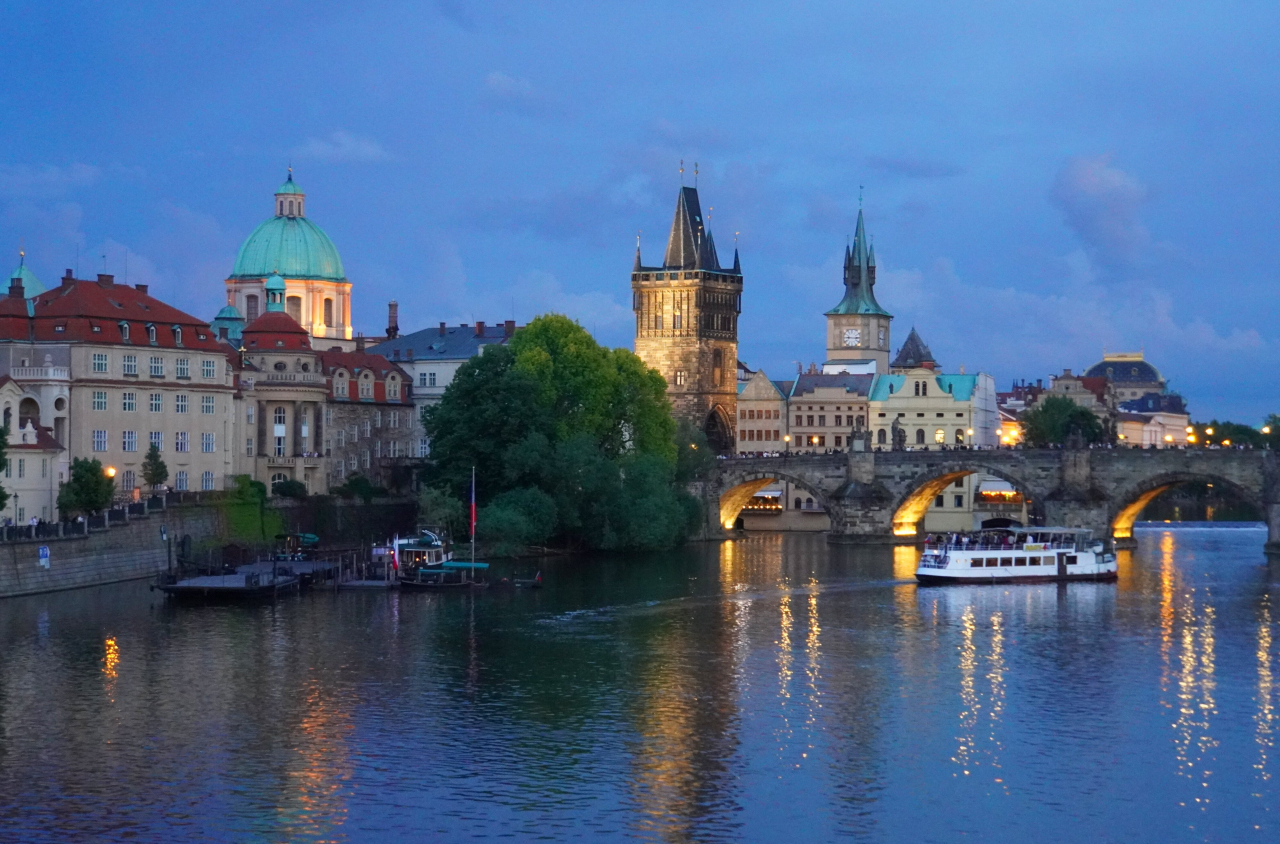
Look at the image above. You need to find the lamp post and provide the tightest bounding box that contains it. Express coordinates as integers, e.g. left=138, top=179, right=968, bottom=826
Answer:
left=966, top=428, right=974, bottom=450
left=783, top=434, right=791, bottom=456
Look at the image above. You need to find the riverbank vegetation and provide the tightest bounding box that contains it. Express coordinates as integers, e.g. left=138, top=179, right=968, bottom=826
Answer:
left=421, top=315, right=706, bottom=555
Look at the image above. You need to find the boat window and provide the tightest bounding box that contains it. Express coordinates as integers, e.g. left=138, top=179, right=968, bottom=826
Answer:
left=985, top=558, right=998, bottom=567
left=1000, top=557, right=1013, bottom=567
left=1027, top=556, right=1039, bottom=566
left=1066, top=555, right=1078, bottom=565
left=1014, top=557, right=1026, bottom=566
left=971, top=559, right=984, bottom=568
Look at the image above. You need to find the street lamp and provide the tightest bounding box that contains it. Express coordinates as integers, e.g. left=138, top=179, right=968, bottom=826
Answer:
left=104, top=466, right=117, bottom=478
left=1205, top=427, right=1214, bottom=436
left=783, top=434, right=791, bottom=455
left=1264, top=426, right=1273, bottom=435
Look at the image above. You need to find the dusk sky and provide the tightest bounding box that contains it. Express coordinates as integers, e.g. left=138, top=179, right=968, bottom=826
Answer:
left=2, top=1, right=1277, bottom=420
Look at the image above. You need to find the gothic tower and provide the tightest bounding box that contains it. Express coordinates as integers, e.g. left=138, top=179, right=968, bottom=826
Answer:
left=632, top=186, right=741, bottom=453
left=824, top=209, right=893, bottom=372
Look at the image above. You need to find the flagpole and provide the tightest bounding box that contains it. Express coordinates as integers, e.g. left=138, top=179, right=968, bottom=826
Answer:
left=470, top=465, right=476, bottom=569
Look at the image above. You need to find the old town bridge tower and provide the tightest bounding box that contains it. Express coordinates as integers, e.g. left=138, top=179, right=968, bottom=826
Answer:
left=632, top=186, right=741, bottom=453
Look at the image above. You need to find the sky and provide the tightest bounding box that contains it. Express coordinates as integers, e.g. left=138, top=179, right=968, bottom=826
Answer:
left=1, top=0, right=1277, bottom=421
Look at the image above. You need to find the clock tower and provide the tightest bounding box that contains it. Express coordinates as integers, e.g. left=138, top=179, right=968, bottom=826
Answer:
left=824, top=209, right=892, bottom=373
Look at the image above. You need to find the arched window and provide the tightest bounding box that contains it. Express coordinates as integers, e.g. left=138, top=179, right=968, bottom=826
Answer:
left=173, top=326, right=182, bottom=346
left=914, top=381, right=920, bottom=396
left=286, top=296, right=302, bottom=323
left=794, top=498, right=802, bottom=510
left=119, top=322, right=130, bottom=341
left=955, top=429, right=965, bottom=444
left=271, top=472, right=288, bottom=488
left=245, top=295, right=260, bottom=321
left=288, top=200, right=295, bottom=215
left=323, top=298, right=333, bottom=326
left=922, top=381, right=928, bottom=397
left=278, top=200, right=284, bottom=215
left=147, top=324, right=157, bottom=344
left=934, top=429, right=945, bottom=444
left=915, top=429, right=926, bottom=445
left=877, top=429, right=887, bottom=444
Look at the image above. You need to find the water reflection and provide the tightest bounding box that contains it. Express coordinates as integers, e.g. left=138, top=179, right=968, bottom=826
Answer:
left=1258, top=597, right=1275, bottom=786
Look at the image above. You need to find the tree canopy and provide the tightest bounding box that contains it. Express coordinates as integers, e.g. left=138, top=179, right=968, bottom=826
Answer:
left=421, top=314, right=699, bottom=553
left=142, top=444, right=168, bottom=491
left=57, top=458, right=115, bottom=517
left=1020, top=396, right=1106, bottom=447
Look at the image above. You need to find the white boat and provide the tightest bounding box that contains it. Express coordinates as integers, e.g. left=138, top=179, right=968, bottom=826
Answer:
left=915, top=527, right=1117, bottom=585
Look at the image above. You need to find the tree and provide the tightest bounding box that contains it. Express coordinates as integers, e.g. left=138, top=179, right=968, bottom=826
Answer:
left=141, top=444, right=168, bottom=491
left=0, top=426, right=9, bottom=515
left=1020, top=396, right=1106, bottom=447
left=1193, top=419, right=1268, bottom=448
left=422, top=314, right=695, bottom=553
left=271, top=478, right=308, bottom=499
left=57, top=458, right=115, bottom=517
left=418, top=486, right=466, bottom=536
left=333, top=473, right=384, bottom=504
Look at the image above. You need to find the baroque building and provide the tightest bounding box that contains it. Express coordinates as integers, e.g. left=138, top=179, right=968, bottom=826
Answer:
left=224, top=172, right=354, bottom=345
left=632, top=186, right=742, bottom=453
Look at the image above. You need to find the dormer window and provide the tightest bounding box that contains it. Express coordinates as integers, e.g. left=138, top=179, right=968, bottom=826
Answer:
left=147, top=324, right=157, bottom=344
left=172, top=326, right=183, bottom=346
left=119, top=322, right=130, bottom=342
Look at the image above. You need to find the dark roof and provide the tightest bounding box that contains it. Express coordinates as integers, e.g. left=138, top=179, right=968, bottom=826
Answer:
left=1120, top=392, right=1186, bottom=414
left=664, top=187, right=718, bottom=270
left=891, top=328, right=936, bottom=369
left=826, top=209, right=890, bottom=317
left=241, top=311, right=312, bottom=349
left=0, top=277, right=223, bottom=348
left=1085, top=358, right=1163, bottom=384
left=789, top=373, right=874, bottom=397
left=772, top=380, right=795, bottom=396
left=316, top=350, right=408, bottom=380
left=369, top=323, right=517, bottom=362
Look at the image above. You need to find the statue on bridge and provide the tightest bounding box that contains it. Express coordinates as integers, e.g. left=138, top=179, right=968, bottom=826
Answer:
left=890, top=416, right=907, bottom=451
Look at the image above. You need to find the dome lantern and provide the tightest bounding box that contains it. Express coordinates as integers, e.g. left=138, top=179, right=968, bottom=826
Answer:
left=265, top=272, right=286, bottom=312
left=275, top=170, right=305, bottom=218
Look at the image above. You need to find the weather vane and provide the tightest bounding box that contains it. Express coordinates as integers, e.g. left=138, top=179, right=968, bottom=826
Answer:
left=679, top=159, right=684, bottom=185
left=694, top=161, right=699, bottom=187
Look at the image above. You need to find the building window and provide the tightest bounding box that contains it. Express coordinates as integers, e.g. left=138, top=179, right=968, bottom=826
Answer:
left=202, top=359, right=216, bottom=378
left=274, top=436, right=286, bottom=457
left=364, top=420, right=371, bottom=437
left=954, top=494, right=964, bottom=508
left=175, top=432, right=189, bottom=453
left=16, top=458, right=24, bottom=479
left=176, top=358, right=190, bottom=378
left=359, top=376, right=373, bottom=398
left=41, top=458, right=47, bottom=478
left=175, top=395, right=188, bottom=413
left=201, top=396, right=215, bottom=414
left=374, top=410, right=382, bottom=428
left=323, top=298, right=334, bottom=326
left=246, top=438, right=254, bottom=456
left=390, top=411, right=399, bottom=428
left=419, top=372, right=428, bottom=387
left=419, top=438, right=429, bottom=457
left=122, top=354, right=137, bottom=375
left=934, top=429, right=945, bottom=444
left=335, top=376, right=349, bottom=398
left=247, top=404, right=255, bottom=424
left=175, top=471, right=188, bottom=491
left=123, top=430, right=137, bottom=452
left=935, top=494, right=944, bottom=508
left=202, top=433, right=215, bottom=453
left=245, top=295, right=259, bottom=321
left=92, top=430, right=107, bottom=451
left=348, top=454, right=357, bottom=470
left=149, top=393, right=162, bottom=412
left=120, top=392, right=136, bottom=412
left=93, top=391, right=107, bottom=411
left=201, top=471, right=215, bottom=491
left=955, top=429, right=965, bottom=444
left=916, top=429, right=926, bottom=445
left=286, top=296, right=302, bottom=322
left=388, top=378, right=400, bottom=399
left=92, top=353, right=108, bottom=373
left=877, top=429, right=887, bottom=444
left=273, top=407, right=286, bottom=425
left=120, top=469, right=134, bottom=490
left=147, top=325, right=157, bottom=344
left=428, top=372, right=437, bottom=387
left=375, top=440, right=382, bottom=458
left=120, top=323, right=131, bottom=343
left=337, top=429, right=346, bottom=447
left=149, top=356, right=163, bottom=377
left=362, top=449, right=370, bottom=468
left=675, top=370, right=687, bottom=386
left=324, top=406, right=331, bottom=425
left=150, top=431, right=163, bottom=451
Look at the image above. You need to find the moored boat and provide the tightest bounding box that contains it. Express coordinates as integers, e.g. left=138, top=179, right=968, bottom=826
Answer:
left=915, top=527, right=1116, bottom=585
left=394, top=529, right=490, bottom=591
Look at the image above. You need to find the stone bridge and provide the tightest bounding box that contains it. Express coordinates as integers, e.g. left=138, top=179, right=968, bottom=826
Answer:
left=695, top=448, right=1280, bottom=553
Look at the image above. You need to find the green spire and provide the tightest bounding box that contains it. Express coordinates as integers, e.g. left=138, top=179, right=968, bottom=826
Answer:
left=8, top=250, right=45, bottom=298
left=825, top=209, right=890, bottom=317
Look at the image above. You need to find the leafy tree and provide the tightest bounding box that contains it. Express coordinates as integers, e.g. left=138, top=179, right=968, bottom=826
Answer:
left=271, top=478, right=308, bottom=499
left=1193, top=419, right=1267, bottom=448
left=422, top=314, right=695, bottom=552
left=333, top=473, right=384, bottom=504
left=57, top=458, right=115, bottom=517
left=230, top=474, right=267, bottom=502
left=418, top=486, right=466, bottom=536
left=0, top=426, right=10, bottom=515
left=1020, top=396, right=1106, bottom=447
left=141, top=444, right=168, bottom=491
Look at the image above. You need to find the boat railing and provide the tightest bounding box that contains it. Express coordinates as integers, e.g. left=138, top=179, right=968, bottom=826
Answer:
left=923, top=541, right=1078, bottom=552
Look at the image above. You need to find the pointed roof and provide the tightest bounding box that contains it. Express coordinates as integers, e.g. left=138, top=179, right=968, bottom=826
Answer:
left=8, top=252, right=44, bottom=298
left=826, top=209, right=890, bottom=317
left=662, top=186, right=722, bottom=271
left=891, top=327, right=937, bottom=370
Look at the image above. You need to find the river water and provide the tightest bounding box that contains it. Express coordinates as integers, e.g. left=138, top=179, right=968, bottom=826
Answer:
left=0, top=526, right=1277, bottom=843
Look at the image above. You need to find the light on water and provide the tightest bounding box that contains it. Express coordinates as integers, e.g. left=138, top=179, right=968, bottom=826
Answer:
left=0, top=526, right=1277, bottom=842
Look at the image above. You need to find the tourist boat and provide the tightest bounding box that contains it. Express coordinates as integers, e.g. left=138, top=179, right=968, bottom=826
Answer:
left=394, top=529, right=490, bottom=591
left=915, top=527, right=1117, bottom=585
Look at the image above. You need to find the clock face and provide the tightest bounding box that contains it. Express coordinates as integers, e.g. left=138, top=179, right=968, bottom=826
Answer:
left=843, top=328, right=861, bottom=347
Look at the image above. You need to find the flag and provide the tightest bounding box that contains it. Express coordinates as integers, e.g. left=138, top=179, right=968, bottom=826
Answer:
left=469, top=466, right=477, bottom=540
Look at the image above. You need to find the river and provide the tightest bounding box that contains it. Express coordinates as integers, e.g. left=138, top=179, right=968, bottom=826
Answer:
left=0, top=526, right=1276, bottom=842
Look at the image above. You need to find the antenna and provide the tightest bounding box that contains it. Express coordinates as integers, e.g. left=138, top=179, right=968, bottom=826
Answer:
left=679, top=159, right=684, bottom=185
left=694, top=162, right=699, bottom=187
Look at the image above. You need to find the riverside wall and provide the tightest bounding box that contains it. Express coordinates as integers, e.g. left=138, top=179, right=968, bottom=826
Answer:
left=0, top=506, right=221, bottom=599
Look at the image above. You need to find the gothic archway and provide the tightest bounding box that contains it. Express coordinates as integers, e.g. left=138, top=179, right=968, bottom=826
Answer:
left=705, top=404, right=734, bottom=455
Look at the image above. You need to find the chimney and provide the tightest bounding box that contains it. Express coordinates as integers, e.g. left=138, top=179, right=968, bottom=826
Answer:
left=62, top=269, right=74, bottom=287
left=97, top=273, right=114, bottom=288
left=9, top=278, right=24, bottom=298
left=504, top=319, right=515, bottom=338
left=355, top=333, right=366, bottom=353
left=439, top=322, right=446, bottom=336
left=1036, top=379, right=1043, bottom=389
left=135, top=283, right=148, bottom=294
left=386, top=300, right=399, bottom=340
left=475, top=320, right=485, bottom=337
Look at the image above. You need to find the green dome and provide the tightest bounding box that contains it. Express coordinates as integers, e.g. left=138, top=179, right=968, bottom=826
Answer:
left=276, top=173, right=304, bottom=195
left=8, top=255, right=44, bottom=298
left=230, top=216, right=346, bottom=282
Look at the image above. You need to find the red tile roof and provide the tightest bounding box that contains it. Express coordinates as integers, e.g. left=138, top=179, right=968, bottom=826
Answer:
left=241, top=311, right=312, bottom=349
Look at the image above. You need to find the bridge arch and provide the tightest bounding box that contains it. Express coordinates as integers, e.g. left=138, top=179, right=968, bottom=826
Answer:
left=890, top=462, right=1039, bottom=538
left=717, top=469, right=836, bottom=530
left=1108, top=471, right=1265, bottom=539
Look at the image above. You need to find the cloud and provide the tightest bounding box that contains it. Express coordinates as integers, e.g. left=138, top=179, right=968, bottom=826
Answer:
left=1050, top=155, right=1150, bottom=269
left=482, top=72, right=563, bottom=117
left=866, top=156, right=964, bottom=179
left=293, top=131, right=391, bottom=163
left=0, top=164, right=100, bottom=199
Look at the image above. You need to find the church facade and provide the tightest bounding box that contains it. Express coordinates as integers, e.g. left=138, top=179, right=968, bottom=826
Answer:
left=631, top=186, right=742, bottom=453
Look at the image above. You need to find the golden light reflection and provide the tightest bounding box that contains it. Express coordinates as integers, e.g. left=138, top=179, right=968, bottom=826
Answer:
left=1171, top=592, right=1218, bottom=808
left=102, top=637, right=119, bottom=681
left=777, top=592, right=794, bottom=756
left=893, top=545, right=920, bottom=581
left=806, top=587, right=822, bottom=732
left=987, top=612, right=1007, bottom=788
left=1256, top=598, right=1274, bottom=784
left=279, top=683, right=353, bottom=841
left=953, top=606, right=978, bottom=776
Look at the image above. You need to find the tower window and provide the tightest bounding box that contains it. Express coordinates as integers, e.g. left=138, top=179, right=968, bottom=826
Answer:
left=278, top=200, right=284, bottom=215
left=288, top=200, right=295, bottom=215
left=286, top=296, right=302, bottom=323
left=674, top=370, right=687, bottom=386
left=245, top=295, right=259, bottom=321
left=323, top=298, right=334, bottom=326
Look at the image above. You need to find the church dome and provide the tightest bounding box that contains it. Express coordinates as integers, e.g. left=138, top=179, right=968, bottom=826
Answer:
left=229, top=174, right=347, bottom=282
left=1085, top=356, right=1162, bottom=384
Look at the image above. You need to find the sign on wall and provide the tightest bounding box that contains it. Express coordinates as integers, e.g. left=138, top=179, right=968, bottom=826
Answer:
left=37, top=546, right=50, bottom=569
